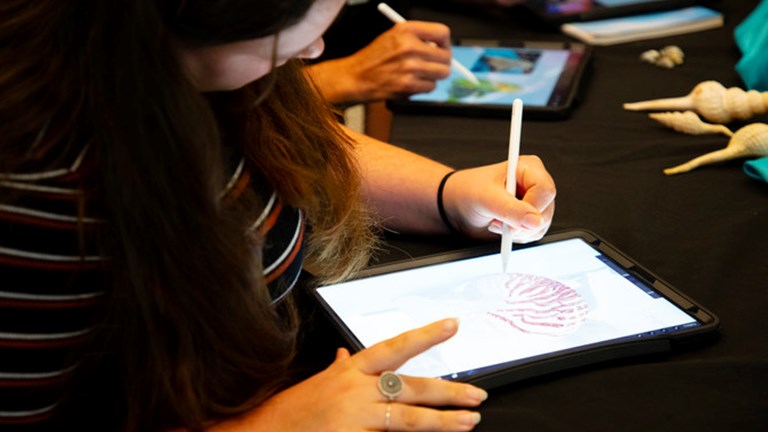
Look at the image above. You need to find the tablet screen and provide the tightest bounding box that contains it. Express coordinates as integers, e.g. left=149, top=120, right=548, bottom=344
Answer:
left=547, top=0, right=660, bottom=15
left=316, top=236, right=711, bottom=382
left=409, top=44, right=583, bottom=110
left=523, top=0, right=698, bottom=22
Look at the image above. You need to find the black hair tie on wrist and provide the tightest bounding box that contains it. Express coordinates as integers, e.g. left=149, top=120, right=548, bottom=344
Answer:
left=437, top=170, right=461, bottom=235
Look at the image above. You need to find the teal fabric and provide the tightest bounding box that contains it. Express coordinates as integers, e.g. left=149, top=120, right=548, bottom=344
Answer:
left=734, top=0, right=768, bottom=91
left=744, top=157, right=768, bottom=182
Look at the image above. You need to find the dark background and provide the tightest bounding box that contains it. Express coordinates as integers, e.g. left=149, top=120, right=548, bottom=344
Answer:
left=365, top=0, right=767, bottom=430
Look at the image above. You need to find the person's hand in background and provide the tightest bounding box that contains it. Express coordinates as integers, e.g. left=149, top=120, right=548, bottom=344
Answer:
left=306, top=20, right=452, bottom=106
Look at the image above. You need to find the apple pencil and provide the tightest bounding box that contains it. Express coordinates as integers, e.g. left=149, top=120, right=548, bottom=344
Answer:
left=377, top=2, right=480, bottom=85
left=501, top=98, right=523, bottom=274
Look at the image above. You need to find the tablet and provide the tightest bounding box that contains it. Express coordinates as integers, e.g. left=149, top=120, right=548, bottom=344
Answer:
left=521, top=0, right=699, bottom=24
left=313, top=230, right=719, bottom=389
left=385, top=40, right=591, bottom=119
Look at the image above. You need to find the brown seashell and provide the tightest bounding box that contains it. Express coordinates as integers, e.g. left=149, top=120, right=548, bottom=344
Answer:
left=664, top=123, right=768, bottom=175
left=624, top=80, right=768, bottom=123
left=649, top=111, right=733, bottom=136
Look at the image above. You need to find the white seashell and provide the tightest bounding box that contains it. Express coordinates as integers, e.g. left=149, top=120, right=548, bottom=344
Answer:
left=649, top=111, right=733, bottom=136
left=660, top=45, right=684, bottom=65
left=640, top=49, right=661, bottom=64
left=624, top=80, right=768, bottom=123
left=664, top=123, right=768, bottom=175
left=655, top=56, right=676, bottom=69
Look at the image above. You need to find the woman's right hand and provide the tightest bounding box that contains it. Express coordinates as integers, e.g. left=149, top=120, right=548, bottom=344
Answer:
left=217, top=318, right=487, bottom=431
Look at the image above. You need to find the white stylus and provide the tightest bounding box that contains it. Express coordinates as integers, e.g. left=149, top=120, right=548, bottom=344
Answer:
left=501, top=98, right=523, bottom=274
left=377, top=2, right=480, bottom=85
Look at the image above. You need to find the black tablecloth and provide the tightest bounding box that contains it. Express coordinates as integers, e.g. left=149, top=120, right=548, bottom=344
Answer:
left=370, top=1, right=767, bottom=430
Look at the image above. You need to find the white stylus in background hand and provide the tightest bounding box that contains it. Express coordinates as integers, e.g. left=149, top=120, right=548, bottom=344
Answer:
left=501, top=98, right=523, bottom=274
left=377, top=2, right=480, bottom=85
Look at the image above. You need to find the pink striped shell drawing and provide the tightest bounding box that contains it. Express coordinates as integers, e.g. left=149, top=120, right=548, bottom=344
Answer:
left=487, top=273, right=589, bottom=336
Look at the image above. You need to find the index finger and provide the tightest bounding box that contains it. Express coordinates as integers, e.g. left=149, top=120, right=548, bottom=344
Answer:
left=401, top=21, right=452, bottom=48
left=352, top=318, right=459, bottom=374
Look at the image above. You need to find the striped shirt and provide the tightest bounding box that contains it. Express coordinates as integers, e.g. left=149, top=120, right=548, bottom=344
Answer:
left=0, top=145, right=305, bottom=426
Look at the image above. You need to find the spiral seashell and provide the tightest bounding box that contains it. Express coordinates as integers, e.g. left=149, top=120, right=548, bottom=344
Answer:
left=664, top=123, right=768, bottom=175
left=649, top=111, right=733, bottom=136
left=624, top=80, right=768, bottom=123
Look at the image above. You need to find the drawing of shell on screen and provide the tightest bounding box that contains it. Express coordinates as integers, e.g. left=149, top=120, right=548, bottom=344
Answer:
left=394, top=271, right=594, bottom=340
left=389, top=270, right=608, bottom=378
left=476, top=273, right=590, bottom=337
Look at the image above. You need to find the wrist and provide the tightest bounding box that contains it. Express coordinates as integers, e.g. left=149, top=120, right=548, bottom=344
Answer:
left=437, top=170, right=461, bottom=235
left=306, top=58, right=369, bottom=106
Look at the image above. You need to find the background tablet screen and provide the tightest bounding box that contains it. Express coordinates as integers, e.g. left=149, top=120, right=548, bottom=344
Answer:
left=524, top=0, right=698, bottom=22
left=548, top=0, right=660, bottom=14
left=316, top=238, right=702, bottom=380
left=409, top=45, right=584, bottom=109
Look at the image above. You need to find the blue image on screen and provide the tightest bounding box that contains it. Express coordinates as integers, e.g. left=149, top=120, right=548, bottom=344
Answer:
left=410, top=46, right=569, bottom=107
left=470, top=48, right=540, bottom=74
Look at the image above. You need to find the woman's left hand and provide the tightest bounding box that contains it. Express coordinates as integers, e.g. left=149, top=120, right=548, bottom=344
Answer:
left=441, top=156, right=556, bottom=242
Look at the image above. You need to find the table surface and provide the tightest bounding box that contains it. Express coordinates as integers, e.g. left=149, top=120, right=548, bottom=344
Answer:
left=373, top=1, right=768, bottom=430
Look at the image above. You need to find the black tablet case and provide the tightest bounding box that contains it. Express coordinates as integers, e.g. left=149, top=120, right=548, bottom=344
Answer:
left=386, top=40, right=592, bottom=120
left=313, top=230, right=719, bottom=389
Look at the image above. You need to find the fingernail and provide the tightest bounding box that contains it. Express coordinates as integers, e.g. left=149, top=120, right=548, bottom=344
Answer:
left=466, top=387, right=488, bottom=402
left=458, top=412, right=482, bottom=426
left=444, top=317, right=459, bottom=332
left=522, top=213, right=542, bottom=229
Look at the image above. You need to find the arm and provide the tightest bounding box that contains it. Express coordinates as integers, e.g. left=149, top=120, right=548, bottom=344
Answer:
left=348, top=126, right=454, bottom=234
left=306, top=21, right=452, bottom=106
left=345, top=126, right=556, bottom=242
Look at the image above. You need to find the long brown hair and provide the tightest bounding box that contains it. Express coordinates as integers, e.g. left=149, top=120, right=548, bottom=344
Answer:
left=1, top=0, right=374, bottom=430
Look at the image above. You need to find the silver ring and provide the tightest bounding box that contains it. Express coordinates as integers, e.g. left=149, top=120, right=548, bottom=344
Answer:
left=378, top=371, right=404, bottom=401
left=384, top=402, right=392, bottom=431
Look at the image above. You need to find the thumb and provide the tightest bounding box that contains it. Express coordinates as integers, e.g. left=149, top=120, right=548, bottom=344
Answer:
left=335, top=347, right=351, bottom=361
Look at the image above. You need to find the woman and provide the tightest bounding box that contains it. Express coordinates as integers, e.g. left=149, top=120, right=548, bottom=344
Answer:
left=0, top=0, right=556, bottom=430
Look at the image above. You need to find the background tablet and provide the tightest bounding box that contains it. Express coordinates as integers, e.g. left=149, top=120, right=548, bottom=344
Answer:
left=521, top=0, right=701, bottom=24
left=313, top=230, right=719, bottom=389
left=386, top=40, right=591, bottom=120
